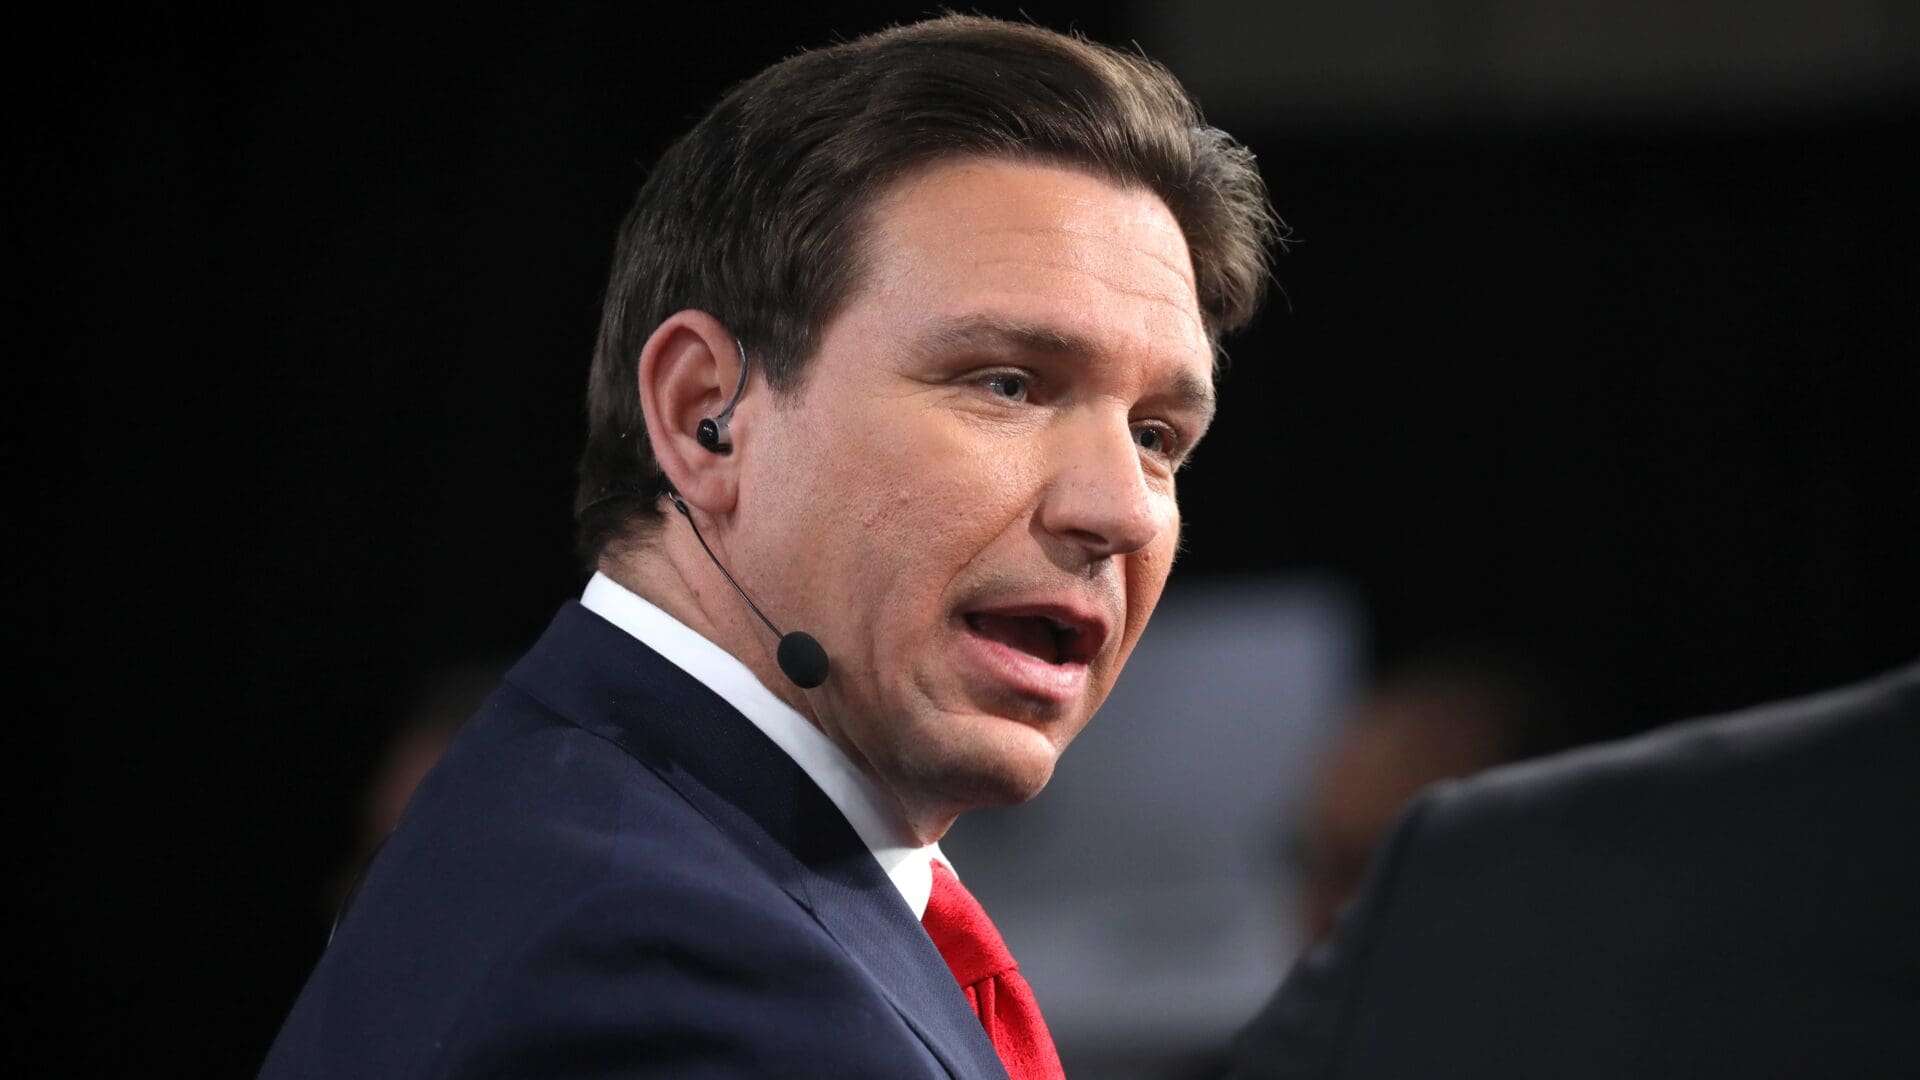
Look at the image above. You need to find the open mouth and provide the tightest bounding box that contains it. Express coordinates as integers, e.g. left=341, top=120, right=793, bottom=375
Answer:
left=963, top=612, right=1093, bottom=666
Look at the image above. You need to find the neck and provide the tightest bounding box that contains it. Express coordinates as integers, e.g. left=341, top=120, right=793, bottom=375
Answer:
left=600, top=529, right=805, bottom=715
left=599, top=531, right=961, bottom=847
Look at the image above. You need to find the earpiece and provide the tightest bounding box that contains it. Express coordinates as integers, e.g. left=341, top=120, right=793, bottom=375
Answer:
left=696, top=339, right=753, bottom=455
left=674, top=338, right=829, bottom=689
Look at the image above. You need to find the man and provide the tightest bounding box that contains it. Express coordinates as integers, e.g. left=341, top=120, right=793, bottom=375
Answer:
left=1228, top=661, right=1920, bottom=1079
left=263, top=15, right=1276, bottom=1079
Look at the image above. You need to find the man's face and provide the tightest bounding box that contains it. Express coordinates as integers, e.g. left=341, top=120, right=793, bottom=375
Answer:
left=736, top=158, right=1215, bottom=832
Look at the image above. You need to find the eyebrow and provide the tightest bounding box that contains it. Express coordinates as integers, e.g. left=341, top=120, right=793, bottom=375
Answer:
left=908, top=314, right=1218, bottom=422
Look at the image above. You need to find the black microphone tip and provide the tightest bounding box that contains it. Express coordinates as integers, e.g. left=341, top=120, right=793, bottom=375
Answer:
left=777, top=631, right=830, bottom=689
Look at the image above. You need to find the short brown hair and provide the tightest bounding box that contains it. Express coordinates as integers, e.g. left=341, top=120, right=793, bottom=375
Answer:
left=575, top=14, right=1280, bottom=561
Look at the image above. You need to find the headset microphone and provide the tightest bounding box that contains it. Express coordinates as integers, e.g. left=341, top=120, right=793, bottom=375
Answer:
left=665, top=488, right=830, bottom=690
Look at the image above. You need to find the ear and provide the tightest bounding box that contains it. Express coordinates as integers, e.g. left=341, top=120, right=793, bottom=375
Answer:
left=636, top=310, right=747, bottom=515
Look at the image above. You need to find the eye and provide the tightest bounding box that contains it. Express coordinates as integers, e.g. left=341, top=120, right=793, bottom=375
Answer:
left=1134, top=424, right=1179, bottom=459
left=983, top=372, right=1030, bottom=402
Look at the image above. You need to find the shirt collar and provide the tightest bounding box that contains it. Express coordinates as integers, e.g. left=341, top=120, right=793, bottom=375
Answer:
left=580, top=571, right=946, bottom=918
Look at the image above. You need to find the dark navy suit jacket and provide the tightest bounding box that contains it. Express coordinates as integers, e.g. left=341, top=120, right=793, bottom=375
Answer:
left=1226, top=661, right=1920, bottom=1079
left=262, top=601, right=1008, bottom=1078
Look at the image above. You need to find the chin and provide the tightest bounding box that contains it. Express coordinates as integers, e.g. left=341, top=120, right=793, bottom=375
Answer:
left=901, top=710, right=1069, bottom=812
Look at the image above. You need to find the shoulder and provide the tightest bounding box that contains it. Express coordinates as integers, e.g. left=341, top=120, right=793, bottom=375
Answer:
left=1413, top=659, right=1918, bottom=858
left=268, top=681, right=939, bottom=1078
left=1226, top=662, right=1920, bottom=1079
left=424, top=865, right=929, bottom=1078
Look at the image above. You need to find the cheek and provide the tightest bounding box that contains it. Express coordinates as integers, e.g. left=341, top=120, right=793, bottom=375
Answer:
left=799, top=433, right=998, bottom=646
left=838, top=420, right=1037, bottom=558
left=1113, top=517, right=1180, bottom=660
left=1133, top=504, right=1179, bottom=586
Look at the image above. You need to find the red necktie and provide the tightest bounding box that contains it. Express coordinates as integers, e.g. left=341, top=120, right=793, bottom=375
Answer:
left=922, top=859, right=1067, bottom=1080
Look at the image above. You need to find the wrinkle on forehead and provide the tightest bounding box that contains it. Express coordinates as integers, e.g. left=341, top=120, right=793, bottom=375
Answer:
left=936, top=217, right=1197, bottom=310
left=876, top=160, right=1194, bottom=270
left=860, top=160, right=1210, bottom=358
left=978, top=221, right=1197, bottom=287
left=970, top=255, right=1205, bottom=338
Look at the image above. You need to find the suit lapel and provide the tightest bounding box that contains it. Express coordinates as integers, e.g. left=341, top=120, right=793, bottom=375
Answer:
left=508, top=602, right=1007, bottom=1079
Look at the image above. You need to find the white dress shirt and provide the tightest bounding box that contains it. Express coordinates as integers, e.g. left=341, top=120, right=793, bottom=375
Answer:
left=581, top=571, right=949, bottom=919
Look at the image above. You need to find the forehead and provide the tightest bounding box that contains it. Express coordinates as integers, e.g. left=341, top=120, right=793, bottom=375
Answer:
left=845, top=157, right=1212, bottom=381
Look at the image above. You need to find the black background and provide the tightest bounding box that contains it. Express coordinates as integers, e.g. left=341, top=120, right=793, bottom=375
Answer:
left=65, top=4, right=1915, bottom=1073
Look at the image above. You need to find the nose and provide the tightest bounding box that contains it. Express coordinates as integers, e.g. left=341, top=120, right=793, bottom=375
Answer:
left=1037, top=413, right=1165, bottom=561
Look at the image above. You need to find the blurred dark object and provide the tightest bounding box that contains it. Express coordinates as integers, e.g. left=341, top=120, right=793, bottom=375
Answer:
left=1142, top=0, right=1920, bottom=132
left=324, top=661, right=504, bottom=917
left=1289, top=645, right=1587, bottom=944
left=1231, top=660, right=1920, bottom=1079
